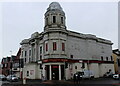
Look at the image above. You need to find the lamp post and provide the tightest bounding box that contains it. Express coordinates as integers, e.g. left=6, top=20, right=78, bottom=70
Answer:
left=10, top=50, right=12, bottom=82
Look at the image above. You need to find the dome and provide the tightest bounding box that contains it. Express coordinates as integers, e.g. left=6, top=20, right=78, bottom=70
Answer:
left=47, top=2, right=63, bottom=11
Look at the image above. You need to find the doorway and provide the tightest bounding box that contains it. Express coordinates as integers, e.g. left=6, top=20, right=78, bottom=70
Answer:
left=51, top=65, right=59, bottom=80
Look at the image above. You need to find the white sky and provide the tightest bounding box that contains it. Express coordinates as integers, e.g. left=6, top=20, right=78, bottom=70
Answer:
left=0, top=0, right=118, bottom=61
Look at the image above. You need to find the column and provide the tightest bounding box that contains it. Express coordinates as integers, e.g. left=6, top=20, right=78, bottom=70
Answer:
left=49, top=65, right=52, bottom=80
left=59, top=65, right=61, bottom=80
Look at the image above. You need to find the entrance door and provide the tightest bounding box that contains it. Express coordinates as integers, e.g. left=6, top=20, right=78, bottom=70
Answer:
left=51, top=65, right=59, bottom=80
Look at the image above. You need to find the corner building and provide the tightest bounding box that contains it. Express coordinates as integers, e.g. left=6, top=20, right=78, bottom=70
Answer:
left=20, top=2, right=114, bottom=80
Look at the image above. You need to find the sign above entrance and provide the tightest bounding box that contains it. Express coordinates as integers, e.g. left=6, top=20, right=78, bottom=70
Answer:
left=42, top=58, right=114, bottom=64
left=42, top=58, right=79, bottom=63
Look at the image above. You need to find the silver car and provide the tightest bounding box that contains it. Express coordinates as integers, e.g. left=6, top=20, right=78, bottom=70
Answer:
left=6, top=75, right=18, bottom=81
left=0, top=74, right=6, bottom=81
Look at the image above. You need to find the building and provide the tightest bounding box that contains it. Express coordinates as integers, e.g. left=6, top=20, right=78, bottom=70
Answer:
left=1, top=49, right=22, bottom=77
left=1, top=57, right=11, bottom=76
left=12, top=48, right=22, bottom=78
left=20, top=2, right=114, bottom=80
left=112, top=49, right=120, bottom=73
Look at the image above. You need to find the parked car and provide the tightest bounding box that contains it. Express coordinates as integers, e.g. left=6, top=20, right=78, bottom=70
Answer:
left=6, top=75, right=18, bottom=81
left=113, top=73, right=120, bottom=80
left=0, top=74, right=6, bottom=81
left=75, top=70, right=94, bottom=79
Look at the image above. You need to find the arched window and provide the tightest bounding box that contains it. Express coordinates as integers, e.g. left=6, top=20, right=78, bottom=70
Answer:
left=53, top=42, right=57, bottom=51
left=61, top=17, right=63, bottom=24
left=53, top=16, right=56, bottom=23
left=46, top=18, right=48, bottom=25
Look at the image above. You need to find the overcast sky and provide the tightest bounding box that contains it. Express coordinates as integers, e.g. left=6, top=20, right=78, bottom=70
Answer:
left=0, top=0, right=118, bottom=61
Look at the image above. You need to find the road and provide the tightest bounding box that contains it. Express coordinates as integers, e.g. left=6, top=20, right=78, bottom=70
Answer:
left=1, top=78, right=120, bottom=86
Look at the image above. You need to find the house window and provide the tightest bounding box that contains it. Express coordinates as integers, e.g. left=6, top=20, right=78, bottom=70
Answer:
left=106, top=57, right=108, bottom=61
left=101, top=56, right=103, bottom=61
left=46, top=43, right=48, bottom=51
left=53, top=16, right=56, bottom=23
left=25, top=51, right=27, bottom=57
left=70, top=55, right=73, bottom=58
left=40, top=46, right=42, bottom=54
left=27, top=71, right=29, bottom=76
left=61, top=17, right=63, bottom=24
left=62, top=43, right=65, bottom=51
left=53, top=42, right=57, bottom=51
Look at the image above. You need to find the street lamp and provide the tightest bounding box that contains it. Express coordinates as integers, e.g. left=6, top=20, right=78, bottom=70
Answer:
left=10, top=51, right=12, bottom=82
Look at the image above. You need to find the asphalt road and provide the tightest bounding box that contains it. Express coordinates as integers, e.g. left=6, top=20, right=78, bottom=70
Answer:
left=1, top=78, right=120, bottom=86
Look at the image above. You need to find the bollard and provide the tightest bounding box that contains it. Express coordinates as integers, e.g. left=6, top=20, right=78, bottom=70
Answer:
left=23, top=77, right=26, bottom=84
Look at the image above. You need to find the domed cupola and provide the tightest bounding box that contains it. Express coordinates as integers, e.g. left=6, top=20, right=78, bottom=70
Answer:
left=44, top=2, right=66, bottom=31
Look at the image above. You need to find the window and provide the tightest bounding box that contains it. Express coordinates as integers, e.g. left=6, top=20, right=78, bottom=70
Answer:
left=62, top=43, right=65, bottom=51
left=27, top=71, right=29, bottom=76
left=53, top=42, right=57, bottom=51
left=75, top=66, right=77, bottom=69
left=34, top=48, right=35, bottom=54
left=106, top=57, right=108, bottom=61
left=25, top=51, right=27, bottom=57
left=40, top=46, right=42, bottom=54
left=46, top=18, right=48, bottom=25
left=22, top=51, right=23, bottom=57
left=40, top=64, right=42, bottom=69
left=101, top=56, right=103, bottom=61
left=53, top=16, right=56, bottom=23
left=61, top=17, right=63, bottom=24
left=25, top=58, right=26, bottom=63
left=70, top=55, right=73, bottom=58
left=117, top=59, right=120, bottom=66
left=29, top=58, right=31, bottom=62
left=46, top=43, right=48, bottom=51
left=29, top=50, right=31, bottom=56
left=40, top=55, right=42, bottom=60
left=111, top=56, right=113, bottom=61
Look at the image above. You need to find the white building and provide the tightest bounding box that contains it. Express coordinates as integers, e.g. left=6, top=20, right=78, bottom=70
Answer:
left=20, top=2, right=114, bottom=80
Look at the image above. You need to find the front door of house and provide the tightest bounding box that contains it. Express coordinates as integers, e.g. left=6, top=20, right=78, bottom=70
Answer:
left=51, top=65, right=59, bottom=80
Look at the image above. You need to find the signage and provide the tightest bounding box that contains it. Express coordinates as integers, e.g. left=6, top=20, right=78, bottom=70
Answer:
left=30, top=70, right=34, bottom=75
left=42, top=58, right=78, bottom=63
left=52, top=65, right=59, bottom=68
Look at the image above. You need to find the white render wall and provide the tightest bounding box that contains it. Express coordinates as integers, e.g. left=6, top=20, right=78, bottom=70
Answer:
left=23, top=63, right=41, bottom=79
left=66, top=63, right=114, bottom=79
left=67, top=34, right=112, bottom=61
left=98, top=63, right=115, bottom=77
